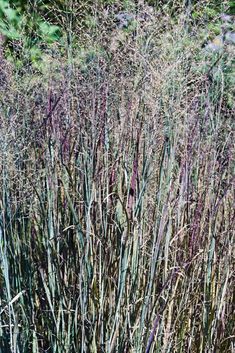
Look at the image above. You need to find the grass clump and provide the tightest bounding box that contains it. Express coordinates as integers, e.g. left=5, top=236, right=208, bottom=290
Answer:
left=0, top=3, right=234, bottom=353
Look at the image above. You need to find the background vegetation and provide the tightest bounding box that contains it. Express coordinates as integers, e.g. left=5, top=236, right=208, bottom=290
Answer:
left=0, top=1, right=234, bottom=352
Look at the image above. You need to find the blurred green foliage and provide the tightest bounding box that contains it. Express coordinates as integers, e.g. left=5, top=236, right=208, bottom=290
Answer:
left=0, top=0, right=234, bottom=66
left=0, top=0, right=62, bottom=42
left=0, top=0, right=64, bottom=67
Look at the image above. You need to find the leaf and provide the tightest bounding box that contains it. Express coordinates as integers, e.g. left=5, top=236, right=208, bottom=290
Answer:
left=4, top=8, right=18, bottom=22
left=0, top=21, right=21, bottom=39
left=39, top=21, right=61, bottom=43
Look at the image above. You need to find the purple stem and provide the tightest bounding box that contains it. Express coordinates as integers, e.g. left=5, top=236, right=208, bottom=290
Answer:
left=127, top=125, right=141, bottom=217
left=145, top=270, right=178, bottom=353
left=145, top=314, right=161, bottom=353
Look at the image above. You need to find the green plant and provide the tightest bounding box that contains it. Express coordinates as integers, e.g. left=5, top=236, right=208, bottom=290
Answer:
left=0, top=3, right=234, bottom=353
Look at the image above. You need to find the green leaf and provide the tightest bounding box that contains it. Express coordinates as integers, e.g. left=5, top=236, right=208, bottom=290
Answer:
left=39, top=21, right=61, bottom=43
left=0, top=21, right=20, bottom=39
left=4, top=7, right=18, bottom=22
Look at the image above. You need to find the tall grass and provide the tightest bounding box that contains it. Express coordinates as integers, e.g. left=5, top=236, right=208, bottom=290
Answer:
left=0, top=5, right=234, bottom=353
